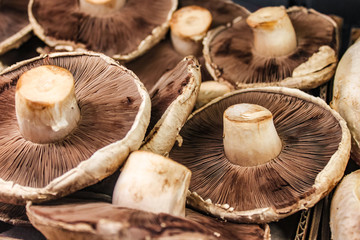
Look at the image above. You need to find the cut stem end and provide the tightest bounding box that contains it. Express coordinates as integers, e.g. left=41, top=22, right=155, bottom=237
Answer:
left=223, top=103, right=282, bottom=166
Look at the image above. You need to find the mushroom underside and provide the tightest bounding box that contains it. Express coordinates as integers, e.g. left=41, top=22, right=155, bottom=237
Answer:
left=0, top=54, right=142, bottom=189
left=30, top=0, right=175, bottom=57
left=169, top=90, right=343, bottom=214
left=207, top=7, right=337, bottom=86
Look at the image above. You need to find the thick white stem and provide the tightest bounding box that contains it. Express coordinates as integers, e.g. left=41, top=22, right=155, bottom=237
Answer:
left=246, top=6, right=297, bottom=57
left=170, top=6, right=212, bottom=56
left=112, top=151, right=191, bottom=217
left=79, top=0, right=125, bottom=15
left=15, top=65, right=80, bottom=144
left=223, top=104, right=282, bottom=166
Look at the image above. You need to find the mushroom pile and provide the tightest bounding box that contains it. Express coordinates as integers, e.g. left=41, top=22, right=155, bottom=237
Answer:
left=0, top=0, right=355, bottom=239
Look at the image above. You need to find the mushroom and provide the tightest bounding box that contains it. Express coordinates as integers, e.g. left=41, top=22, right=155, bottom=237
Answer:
left=28, top=0, right=177, bottom=61
left=125, top=1, right=250, bottom=90
left=139, top=56, right=201, bottom=155
left=0, top=51, right=150, bottom=205
left=195, top=80, right=232, bottom=109
left=169, top=87, right=350, bottom=223
left=330, top=169, right=360, bottom=240
left=331, top=38, right=360, bottom=165
left=203, top=6, right=338, bottom=90
left=0, top=0, right=32, bottom=55
left=26, top=151, right=270, bottom=240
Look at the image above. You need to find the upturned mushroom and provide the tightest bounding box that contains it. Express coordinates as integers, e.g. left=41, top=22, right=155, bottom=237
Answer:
left=28, top=0, right=177, bottom=61
left=203, top=6, right=338, bottom=90
left=139, top=56, right=201, bottom=155
left=330, top=169, right=360, bottom=240
left=0, top=0, right=32, bottom=55
left=0, top=51, right=150, bottom=205
left=331, top=38, right=360, bottom=165
left=169, top=87, right=350, bottom=223
left=126, top=1, right=249, bottom=90
left=26, top=151, right=270, bottom=240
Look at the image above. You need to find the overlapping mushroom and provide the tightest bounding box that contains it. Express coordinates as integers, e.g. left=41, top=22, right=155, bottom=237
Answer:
left=203, top=6, right=338, bottom=90
left=169, top=87, right=350, bottom=223
left=28, top=0, right=177, bottom=61
left=0, top=51, right=150, bottom=205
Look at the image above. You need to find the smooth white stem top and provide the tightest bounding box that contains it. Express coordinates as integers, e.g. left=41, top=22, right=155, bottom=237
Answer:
left=170, top=6, right=212, bottom=56
left=15, top=65, right=80, bottom=144
left=246, top=6, right=297, bottom=57
left=112, top=151, right=191, bottom=217
left=223, top=103, right=282, bottom=166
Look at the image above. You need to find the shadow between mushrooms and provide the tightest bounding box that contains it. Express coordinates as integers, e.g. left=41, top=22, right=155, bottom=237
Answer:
left=169, top=87, right=350, bottom=223
left=203, top=6, right=338, bottom=90
left=0, top=51, right=150, bottom=205
left=28, top=0, right=177, bottom=61
left=0, top=0, right=32, bottom=55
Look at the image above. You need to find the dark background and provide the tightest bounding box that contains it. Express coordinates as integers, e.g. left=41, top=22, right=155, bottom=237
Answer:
left=234, top=0, right=360, bottom=56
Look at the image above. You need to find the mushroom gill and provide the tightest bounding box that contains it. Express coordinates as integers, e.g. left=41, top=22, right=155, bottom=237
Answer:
left=0, top=52, right=150, bottom=205
left=169, top=87, right=350, bottom=223
left=29, top=0, right=177, bottom=61
left=204, top=6, right=337, bottom=90
left=0, top=0, right=32, bottom=54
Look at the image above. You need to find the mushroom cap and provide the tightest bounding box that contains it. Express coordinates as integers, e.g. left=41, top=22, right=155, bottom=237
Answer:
left=140, top=56, right=201, bottom=155
left=28, top=0, right=177, bottom=61
left=330, top=169, right=360, bottom=240
left=203, top=6, right=338, bottom=90
left=125, top=0, right=250, bottom=88
left=331, top=39, right=360, bottom=166
left=26, top=200, right=270, bottom=240
left=0, top=51, right=150, bottom=205
left=169, top=87, right=350, bottom=223
left=0, top=0, right=32, bottom=55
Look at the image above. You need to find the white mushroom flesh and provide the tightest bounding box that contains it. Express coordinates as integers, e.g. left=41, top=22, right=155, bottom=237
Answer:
left=170, top=6, right=212, bottom=56
left=223, top=103, right=282, bottom=166
left=246, top=6, right=297, bottom=57
left=112, top=151, right=191, bottom=217
left=15, top=65, right=80, bottom=144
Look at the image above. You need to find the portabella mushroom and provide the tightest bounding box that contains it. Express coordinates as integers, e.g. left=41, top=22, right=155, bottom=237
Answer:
left=0, top=0, right=32, bottom=55
left=203, top=6, right=338, bottom=90
left=330, top=169, right=360, bottom=240
left=331, top=38, right=360, bottom=165
left=169, top=87, right=350, bottom=223
left=126, top=1, right=249, bottom=90
left=28, top=0, right=177, bottom=61
left=26, top=151, right=270, bottom=240
left=0, top=51, right=150, bottom=205
left=139, top=56, right=201, bottom=155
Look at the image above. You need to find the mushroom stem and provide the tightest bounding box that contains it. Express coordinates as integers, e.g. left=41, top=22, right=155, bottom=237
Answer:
left=170, top=6, right=212, bottom=57
left=15, top=65, right=80, bottom=144
left=196, top=81, right=232, bottom=109
left=112, top=151, right=191, bottom=217
left=223, top=103, right=282, bottom=166
left=246, top=6, right=297, bottom=57
left=79, top=0, right=125, bottom=15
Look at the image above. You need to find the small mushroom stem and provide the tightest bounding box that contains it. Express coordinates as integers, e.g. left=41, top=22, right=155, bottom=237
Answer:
left=170, top=6, right=212, bottom=57
left=112, top=151, right=191, bottom=217
left=79, top=0, right=125, bottom=15
left=223, top=103, right=282, bottom=166
left=15, top=65, right=80, bottom=144
left=246, top=6, right=297, bottom=57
